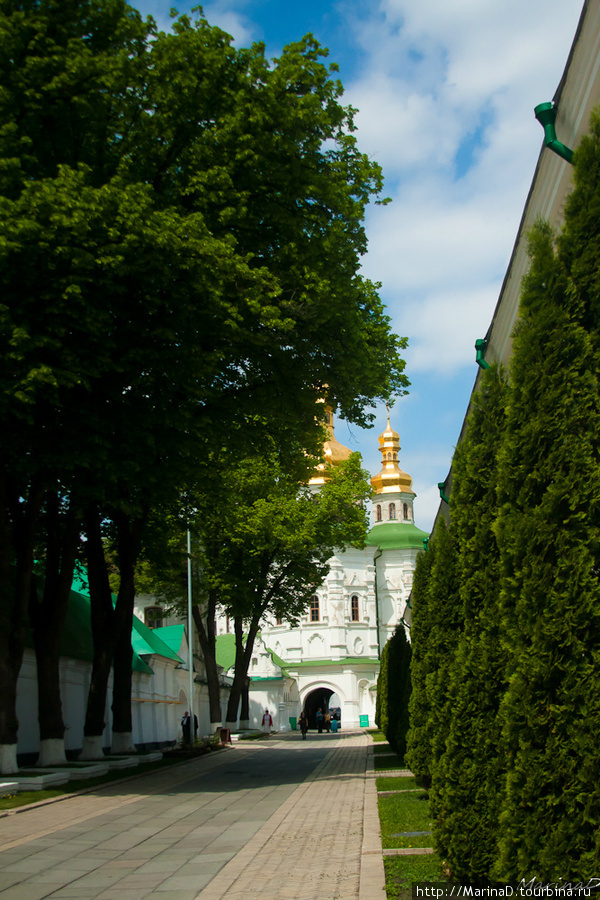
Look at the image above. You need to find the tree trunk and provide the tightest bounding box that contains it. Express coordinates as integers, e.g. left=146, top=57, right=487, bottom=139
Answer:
left=239, top=679, right=250, bottom=729
left=30, top=490, right=81, bottom=765
left=82, top=505, right=116, bottom=756
left=0, top=473, right=44, bottom=773
left=192, top=596, right=222, bottom=727
left=225, top=614, right=261, bottom=727
left=110, top=511, right=144, bottom=752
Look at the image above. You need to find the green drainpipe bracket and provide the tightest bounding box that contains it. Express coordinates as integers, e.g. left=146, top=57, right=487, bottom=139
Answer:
left=438, top=482, right=450, bottom=504
left=534, top=102, right=574, bottom=164
left=475, top=338, right=490, bottom=370
left=423, top=536, right=429, bottom=552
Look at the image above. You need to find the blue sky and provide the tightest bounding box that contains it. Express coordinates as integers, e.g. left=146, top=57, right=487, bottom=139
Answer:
left=137, top=0, right=584, bottom=532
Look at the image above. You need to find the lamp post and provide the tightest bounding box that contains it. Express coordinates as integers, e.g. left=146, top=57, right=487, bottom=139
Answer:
left=187, top=528, right=194, bottom=741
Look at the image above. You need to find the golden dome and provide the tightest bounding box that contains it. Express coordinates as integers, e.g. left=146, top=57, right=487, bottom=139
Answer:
left=308, top=406, right=353, bottom=485
left=371, top=412, right=415, bottom=495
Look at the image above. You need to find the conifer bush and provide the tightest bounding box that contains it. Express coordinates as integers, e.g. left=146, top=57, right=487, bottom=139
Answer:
left=405, top=545, right=435, bottom=787
left=375, top=640, right=389, bottom=735
left=431, top=365, right=508, bottom=882
left=386, top=624, right=412, bottom=761
left=492, top=110, right=600, bottom=880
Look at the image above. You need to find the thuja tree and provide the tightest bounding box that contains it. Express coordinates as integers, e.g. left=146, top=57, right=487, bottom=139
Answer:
left=431, top=365, right=509, bottom=882
left=385, top=624, right=412, bottom=761
left=406, top=519, right=460, bottom=790
left=493, top=113, right=600, bottom=880
left=405, top=538, right=435, bottom=787
left=375, top=640, right=389, bottom=734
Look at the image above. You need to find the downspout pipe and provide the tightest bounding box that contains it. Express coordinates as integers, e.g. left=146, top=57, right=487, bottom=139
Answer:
left=534, top=102, right=574, bottom=164
left=438, top=482, right=450, bottom=505
left=373, top=546, right=382, bottom=659
left=475, top=338, right=490, bottom=370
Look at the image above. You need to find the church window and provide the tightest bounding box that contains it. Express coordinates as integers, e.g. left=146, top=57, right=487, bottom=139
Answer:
left=389, top=503, right=396, bottom=520
left=351, top=595, right=360, bottom=621
left=403, top=503, right=409, bottom=520
left=144, top=606, right=163, bottom=629
left=376, top=504, right=382, bottom=522
left=310, top=595, right=320, bottom=622
left=225, top=615, right=230, bottom=633
left=276, top=616, right=283, bottom=625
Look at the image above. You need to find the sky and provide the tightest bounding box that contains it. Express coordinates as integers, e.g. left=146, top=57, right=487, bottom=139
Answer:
left=137, top=0, right=585, bottom=533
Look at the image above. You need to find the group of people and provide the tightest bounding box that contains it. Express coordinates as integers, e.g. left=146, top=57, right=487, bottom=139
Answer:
left=297, top=707, right=338, bottom=739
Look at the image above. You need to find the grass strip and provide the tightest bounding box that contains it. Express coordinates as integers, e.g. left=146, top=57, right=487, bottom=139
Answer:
left=376, top=775, right=417, bottom=792
left=384, top=854, right=448, bottom=899
left=378, top=790, right=434, bottom=849
left=367, top=728, right=389, bottom=743
left=374, top=756, right=408, bottom=770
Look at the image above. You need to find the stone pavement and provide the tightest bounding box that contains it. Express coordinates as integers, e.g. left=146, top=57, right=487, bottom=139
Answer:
left=0, top=731, right=385, bottom=900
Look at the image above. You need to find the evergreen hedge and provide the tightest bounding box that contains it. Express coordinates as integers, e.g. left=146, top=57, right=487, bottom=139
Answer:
left=386, top=624, right=412, bottom=760
left=432, top=365, right=508, bottom=882
left=493, top=113, right=600, bottom=880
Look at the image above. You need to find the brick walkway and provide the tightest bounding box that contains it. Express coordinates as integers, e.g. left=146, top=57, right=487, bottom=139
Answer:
left=0, top=731, right=385, bottom=900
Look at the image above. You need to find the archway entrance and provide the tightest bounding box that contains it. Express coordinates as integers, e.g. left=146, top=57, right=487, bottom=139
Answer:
left=304, top=687, right=334, bottom=729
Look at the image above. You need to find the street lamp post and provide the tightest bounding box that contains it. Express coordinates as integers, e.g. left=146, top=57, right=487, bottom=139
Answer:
left=187, top=528, right=194, bottom=742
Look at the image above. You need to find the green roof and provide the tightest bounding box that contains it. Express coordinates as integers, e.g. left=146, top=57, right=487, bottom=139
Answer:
left=216, top=633, right=236, bottom=671
left=131, top=617, right=184, bottom=663
left=250, top=675, right=285, bottom=682
left=365, top=522, right=429, bottom=551
left=25, top=586, right=153, bottom=674
left=156, top=624, right=186, bottom=658
left=286, top=657, right=380, bottom=669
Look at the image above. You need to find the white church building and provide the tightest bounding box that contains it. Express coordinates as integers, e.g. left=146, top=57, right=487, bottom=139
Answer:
left=214, top=412, right=428, bottom=732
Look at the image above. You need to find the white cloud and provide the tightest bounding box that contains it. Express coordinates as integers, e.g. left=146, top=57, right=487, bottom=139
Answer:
left=202, top=3, right=255, bottom=45
left=343, top=0, right=584, bottom=377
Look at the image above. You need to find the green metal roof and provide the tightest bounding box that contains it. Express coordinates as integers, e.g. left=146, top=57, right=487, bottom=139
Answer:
left=131, top=617, right=184, bottom=663
left=156, top=624, right=186, bottom=658
left=286, top=657, right=380, bottom=669
left=25, top=586, right=153, bottom=674
left=216, top=633, right=236, bottom=672
left=250, top=676, right=285, bottom=682
left=365, top=522, right=429, bottom=551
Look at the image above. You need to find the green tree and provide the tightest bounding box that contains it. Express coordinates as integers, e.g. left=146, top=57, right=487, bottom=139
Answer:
left=405, top=542, right=435, bottom=787
left=492, top=115, right=600, bottom=879
left=375, top=640, right=389, bottom=734
left=385, top=624, right=412, bottom=761
left=214, top=451, right=373, bottom=727
left=0, top=0, right=407, bottom=772
left=431, top=365, right=508, bottom=882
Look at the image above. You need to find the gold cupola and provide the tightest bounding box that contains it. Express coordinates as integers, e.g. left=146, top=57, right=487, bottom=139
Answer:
left=370, top=412, right=415, bottom=496
left=308, top=405, right=353, bottom=486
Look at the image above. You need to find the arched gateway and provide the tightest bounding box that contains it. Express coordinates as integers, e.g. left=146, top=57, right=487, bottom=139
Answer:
left=303, top=687, right=334, bottom=729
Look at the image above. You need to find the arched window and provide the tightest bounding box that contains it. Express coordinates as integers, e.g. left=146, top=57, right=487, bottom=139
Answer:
left=376, top=504, right=382, bottom=522
left=144, top=606, right=163, bottom=629
left=276, top=616, right=283, bottom=626
left=351, top=595, right=360, bottom=622
left=389, top=502, right=396, bottom=520
left=310, top=595, right=320, bottom=622
left=403, top=502, right=409, bottom=520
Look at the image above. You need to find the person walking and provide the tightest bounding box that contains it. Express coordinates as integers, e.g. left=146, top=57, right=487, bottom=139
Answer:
left=299, top=710, right=309, bottom=740
left=324, top=711, right=331, bottom=732
left=262, top=708, right=273, bottom=734
left=316, top=707, right=324, bottom=734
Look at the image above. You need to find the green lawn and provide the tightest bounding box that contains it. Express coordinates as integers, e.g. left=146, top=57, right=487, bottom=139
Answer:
left=384, top=855, right=448, bottom=899
left=367, top=728, right=388, bottom=742
left=374, top=755, right=408, bottom=770
left=376, top=775, right=417, bottom=792
left=378, top=790, right=433, bottom=849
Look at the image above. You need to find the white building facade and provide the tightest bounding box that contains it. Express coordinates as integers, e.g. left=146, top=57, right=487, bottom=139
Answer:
left=217, top=414, right=428, bottom=732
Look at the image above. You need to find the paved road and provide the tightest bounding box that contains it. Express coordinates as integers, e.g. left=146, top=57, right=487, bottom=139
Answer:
left=0, top=731, right=385, bottom=900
